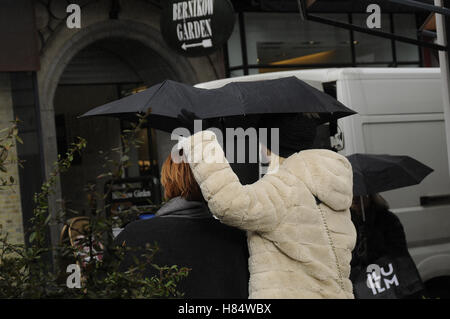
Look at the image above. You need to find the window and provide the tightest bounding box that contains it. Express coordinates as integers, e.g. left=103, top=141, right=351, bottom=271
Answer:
left=228, top=12, right=352, bottom=75
left=394, top=14, right=420, bottom=62
left=226, top=11, right=422, bottom=76
left=353, top=13, right=393, bottom=64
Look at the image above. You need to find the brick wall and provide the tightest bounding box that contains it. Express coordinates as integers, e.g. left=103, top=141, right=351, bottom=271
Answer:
left=0, top=73, right=24, bottom=244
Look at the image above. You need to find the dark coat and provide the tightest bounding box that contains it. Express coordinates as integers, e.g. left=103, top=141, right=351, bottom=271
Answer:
left=114, top=198, right=249, bottom=299
left=351, top=205, right=409, bottom=266
left=350, top=204, right=426, bottom=298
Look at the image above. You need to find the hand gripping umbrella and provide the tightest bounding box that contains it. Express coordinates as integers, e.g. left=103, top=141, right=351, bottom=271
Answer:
left=81, top=77, right=356, bottom=132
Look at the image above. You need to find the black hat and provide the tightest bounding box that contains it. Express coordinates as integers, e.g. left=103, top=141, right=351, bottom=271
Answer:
left=260, top=114, right=318, bottom=158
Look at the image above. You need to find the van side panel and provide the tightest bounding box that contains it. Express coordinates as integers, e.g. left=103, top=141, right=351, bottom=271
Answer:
left=337, top=71, right=450, bottom=281
left=339, top=75, right=450, bottom=209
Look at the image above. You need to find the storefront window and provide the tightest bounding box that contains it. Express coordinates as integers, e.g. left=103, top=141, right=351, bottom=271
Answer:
left=394, top=14, right=420, bottom=62
left=225, top=10, right=423, bottom=76
left=120, top=86, right=159, bottom=179
left=353, top=13, right=393, bottom=64
left=228, top=12, right=351, bottom=75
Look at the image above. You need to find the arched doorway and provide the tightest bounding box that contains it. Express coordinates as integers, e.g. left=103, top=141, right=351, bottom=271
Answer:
left=37, top=17, right=216, bottom=246
left=54, top=36, right=177, bottom=215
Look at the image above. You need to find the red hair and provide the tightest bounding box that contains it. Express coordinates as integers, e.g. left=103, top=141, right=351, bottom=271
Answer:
left=161, top=152, right=203, bottom=201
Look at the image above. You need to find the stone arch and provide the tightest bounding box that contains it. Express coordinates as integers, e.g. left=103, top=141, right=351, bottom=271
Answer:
left=36, top=2, right=218, bottom=245
left=39, top=19, right=202, bottom=108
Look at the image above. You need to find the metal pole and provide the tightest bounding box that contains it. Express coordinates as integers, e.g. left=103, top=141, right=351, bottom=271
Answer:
left=360, top=196, right=366, bottom=223
left=238, top=11, right=249, bottom=76
left=391, top=0, right=450, bottom=16
left=435, top=0, right=450, bottom=174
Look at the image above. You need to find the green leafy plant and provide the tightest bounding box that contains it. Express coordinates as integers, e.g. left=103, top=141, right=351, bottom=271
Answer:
left=0, top=117, right=189, bottom=298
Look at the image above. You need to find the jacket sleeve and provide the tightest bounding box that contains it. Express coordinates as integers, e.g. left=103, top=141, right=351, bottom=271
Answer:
left=180, top=130, right=285, bottom=233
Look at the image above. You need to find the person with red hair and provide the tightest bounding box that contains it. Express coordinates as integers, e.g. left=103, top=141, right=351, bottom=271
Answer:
left=115, top=151, right=249, bottom=298
left=160, top=150, right=203, bottom=202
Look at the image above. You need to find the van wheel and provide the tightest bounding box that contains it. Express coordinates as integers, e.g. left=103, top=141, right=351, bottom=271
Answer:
left=425, top=276, right=450, bottom=299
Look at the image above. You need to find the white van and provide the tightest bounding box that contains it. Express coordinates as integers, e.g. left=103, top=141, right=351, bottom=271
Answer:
left=195, top=68, right=450, bottom=296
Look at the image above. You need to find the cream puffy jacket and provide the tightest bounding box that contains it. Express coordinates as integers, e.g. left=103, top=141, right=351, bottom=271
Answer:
left=181, top=130, right=356, bottom=299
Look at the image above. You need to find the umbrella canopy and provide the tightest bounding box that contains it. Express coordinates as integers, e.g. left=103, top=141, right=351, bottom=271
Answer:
left=348, top=154, right=434, bottom=196
left=219, top=77, right=355, bottom=122
left=81, top=77, right=356, bottom=132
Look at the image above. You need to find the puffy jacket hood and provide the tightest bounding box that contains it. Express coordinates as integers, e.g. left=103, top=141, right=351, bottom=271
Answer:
left=283, top=149, right=354, bottom=211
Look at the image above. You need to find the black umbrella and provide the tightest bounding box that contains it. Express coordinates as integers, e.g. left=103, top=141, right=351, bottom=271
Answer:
left=81, top=77, right=356, bottom=132
left=348, top=154, right=434, bottom=197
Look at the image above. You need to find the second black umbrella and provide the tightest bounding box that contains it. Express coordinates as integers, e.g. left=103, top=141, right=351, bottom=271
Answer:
left=348, top=153, right=434, bottom=197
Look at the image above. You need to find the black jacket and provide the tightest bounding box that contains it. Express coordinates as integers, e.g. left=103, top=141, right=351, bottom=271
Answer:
left=114, top=197, right=249, bottom=298
left=351, top=205, right=409, bottom=266
left=350, top=204, right=426, bottom=298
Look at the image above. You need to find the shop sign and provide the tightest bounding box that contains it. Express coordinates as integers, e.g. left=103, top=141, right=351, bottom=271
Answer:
left=161, top=0, right=235, bottom=57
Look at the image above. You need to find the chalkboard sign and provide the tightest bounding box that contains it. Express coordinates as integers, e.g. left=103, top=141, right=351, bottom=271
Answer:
left=105, top=176, right=161, bottom=218
left=160, top=0, right=236, bottom=57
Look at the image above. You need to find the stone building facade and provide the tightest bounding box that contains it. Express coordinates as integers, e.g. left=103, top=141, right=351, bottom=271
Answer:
left=0, top=0, right=224, bottom=245
left=0, top=74, right=25, bottom=244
